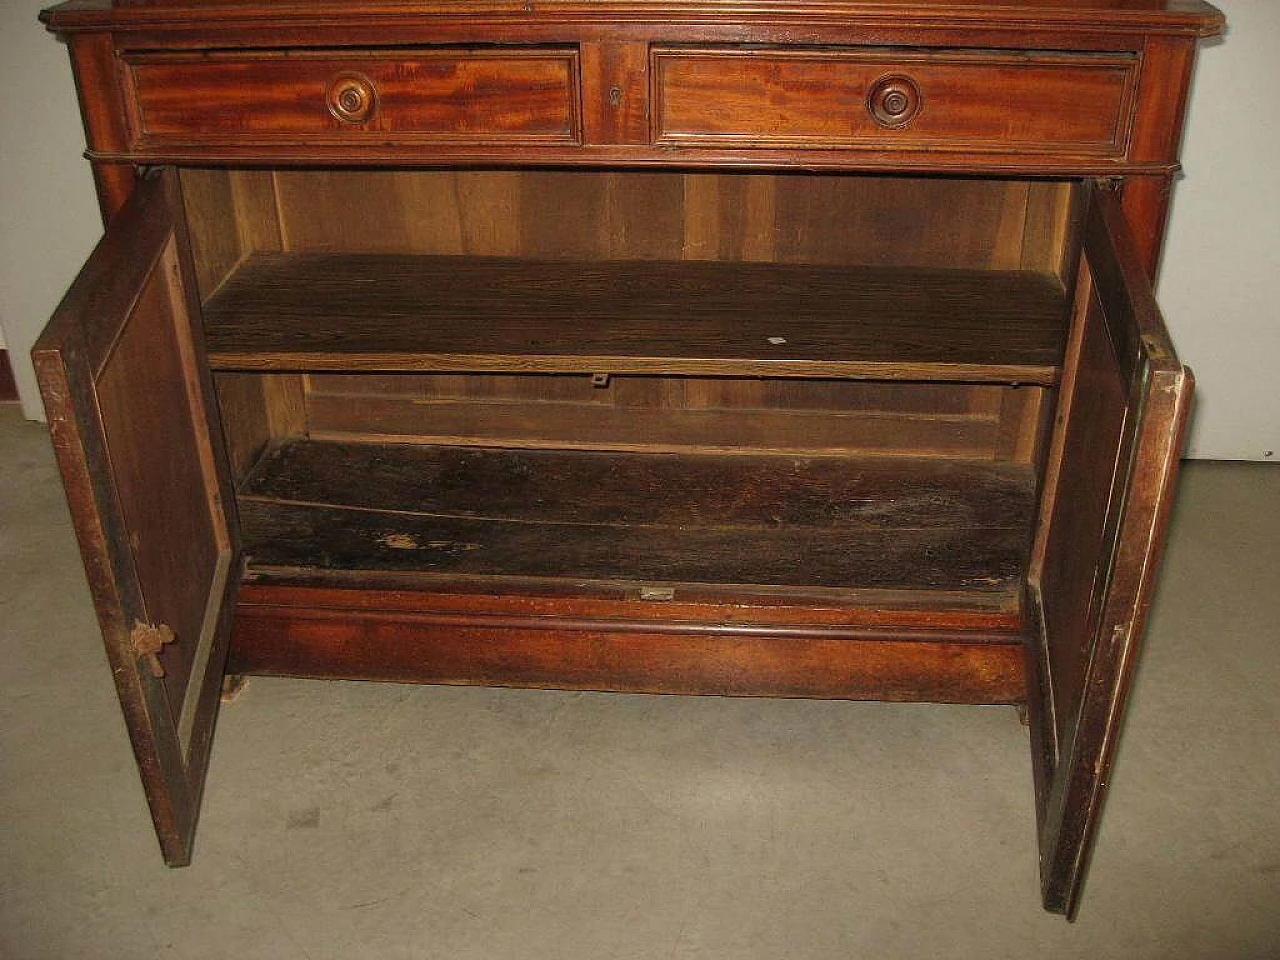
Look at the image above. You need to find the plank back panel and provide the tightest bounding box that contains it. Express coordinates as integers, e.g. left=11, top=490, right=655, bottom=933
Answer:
left=305, top=374, right=1038, bottom=460
left=264, top=170, right=1073, bottom=271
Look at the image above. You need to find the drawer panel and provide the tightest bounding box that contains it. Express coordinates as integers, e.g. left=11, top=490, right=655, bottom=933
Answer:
left=124, top=49, right=582, bottom=148
left=652, top=47, right=1138, bottom=157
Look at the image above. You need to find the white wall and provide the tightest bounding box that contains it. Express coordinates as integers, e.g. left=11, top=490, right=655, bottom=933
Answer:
left=1, top=0, right=1275, bottom=459
left=0, top=0, right=103, bottom=419
left=1158, top=0, right=1279, bottom=461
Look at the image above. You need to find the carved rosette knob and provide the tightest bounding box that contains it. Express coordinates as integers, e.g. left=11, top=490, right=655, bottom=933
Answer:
left=327, top=72, right=378, bottom=124
left=867, top=75, right=922, bottom=128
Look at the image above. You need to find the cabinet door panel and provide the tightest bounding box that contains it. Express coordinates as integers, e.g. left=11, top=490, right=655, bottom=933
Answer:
left=32, top=170, right=239, bottom=866
left=1027, top=182, right=1192, bottom=917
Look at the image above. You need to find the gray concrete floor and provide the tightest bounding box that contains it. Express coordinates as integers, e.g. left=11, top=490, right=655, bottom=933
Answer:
left=1, top=402, right=1277, bottom=958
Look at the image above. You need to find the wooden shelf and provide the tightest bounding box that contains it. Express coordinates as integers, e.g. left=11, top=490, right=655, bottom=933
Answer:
left=204, top=255, right=1068, bottom=384
left=239, top=440, right=1037, bottom=602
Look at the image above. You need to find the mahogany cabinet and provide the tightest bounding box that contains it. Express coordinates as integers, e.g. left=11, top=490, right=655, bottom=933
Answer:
left=36, top=0, right=1223, bottom=918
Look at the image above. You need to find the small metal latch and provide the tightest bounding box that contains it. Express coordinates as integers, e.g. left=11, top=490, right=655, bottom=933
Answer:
left=591, top=372, right=611, bottom=388
left=131, top=622, right=175, bottom=678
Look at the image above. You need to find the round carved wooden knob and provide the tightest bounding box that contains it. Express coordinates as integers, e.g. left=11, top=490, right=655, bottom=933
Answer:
left=867, top=75, right=922, bottom=128
left=327, top=73, right=377, bottom=124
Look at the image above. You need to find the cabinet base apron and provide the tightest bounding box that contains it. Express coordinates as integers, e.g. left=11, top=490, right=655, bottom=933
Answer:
left=229, top=581, right=1027, bottom=704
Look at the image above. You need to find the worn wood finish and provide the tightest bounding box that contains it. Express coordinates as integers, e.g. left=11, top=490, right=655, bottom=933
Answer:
left=242, top=499, right=1032, bottom=591
left=229, top=593, right=1028, bottom=703
left=203, top=254, right=1068, bottom=383
left=42, top=2, right=1221, bottom=173
left=181, top=168, right=307, bottom=480
left=125, top=48, right=582, bottom=147
left=239, top=569, right=1024, bottom=623
left=39, top=0, right=1219, bottom=917
left=211, top=373, right=274, bottom=481
left=239, top=440, right=1036, bottom=593
left=30, top=171, right=240, bottom=866
left=300, top=372, right=1040, bottom=460
left=43, top=0, right=1226, bottom=43
left=1027, top=184, right=1194, bottom=917
left=65, top=33, right=136, bottom=222
left=245, top=439, right=1036, bottom=530
left=303, top=386, right=1018, bottom=459
left=653, top=47, right=1138, bottom=156
left=238, top=170, right=1072, bottom=271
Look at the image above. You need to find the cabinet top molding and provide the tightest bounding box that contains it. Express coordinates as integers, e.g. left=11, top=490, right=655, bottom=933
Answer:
left=41, top=0, right=1225, bottom=39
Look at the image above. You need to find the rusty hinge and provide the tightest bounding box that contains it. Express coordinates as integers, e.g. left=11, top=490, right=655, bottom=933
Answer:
left=1141, top=332, right=1173, bottom=361
left=130, top=622, right=175, bottom=678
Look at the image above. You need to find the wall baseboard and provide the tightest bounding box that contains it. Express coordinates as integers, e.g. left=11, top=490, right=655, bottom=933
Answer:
left=0, top=350, right=18, bottom=403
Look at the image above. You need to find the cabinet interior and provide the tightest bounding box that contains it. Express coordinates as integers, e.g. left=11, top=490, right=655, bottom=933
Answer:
left=181, top=167, right=1082, bottom=627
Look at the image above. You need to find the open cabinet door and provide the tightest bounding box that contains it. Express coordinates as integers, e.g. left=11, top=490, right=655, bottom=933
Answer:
left=1027, top=182, right=1193, bottom=917
left=33, top=170, right=239, bottom=866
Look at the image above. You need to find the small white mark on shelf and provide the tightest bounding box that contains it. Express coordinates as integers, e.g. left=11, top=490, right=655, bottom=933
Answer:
left=767, top=336, right=787, bottom=345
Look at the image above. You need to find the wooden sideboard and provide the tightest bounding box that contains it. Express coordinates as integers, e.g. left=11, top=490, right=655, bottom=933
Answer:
left=36, top=0, right=1223, bottom=918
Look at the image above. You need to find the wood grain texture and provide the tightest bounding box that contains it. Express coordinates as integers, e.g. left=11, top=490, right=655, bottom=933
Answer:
left=244, top=439, right=1035, bottom=530
left=66, top=33, right=135, bottom=222
left=237, top=571, right=1023, bottom=624
left=37, top=0, right=1219, bottom=914
left=303, top=389, right=1011, bottom=458
left=1027, top=184, right=1194, bottom=917
left=203, top=254, right=1068, bottom=383
left=300, top=372, right=1028, bottom=459
left=212, top=373, right=273, bottom=481
left=229, top=598, right=1027, bottom=703
left=126, top=48, right=582, bottom=145
left=653, top=47, right=1137, bottom=156
left=30, top=171, right=239, bottom=867
left=238, top=440, right=1035, bottom=594
left=241, top=501, right=1032, bottom=590
left=42, top=0, right=1226, bottom=41
left=250, top=170, right=1073, bottom=272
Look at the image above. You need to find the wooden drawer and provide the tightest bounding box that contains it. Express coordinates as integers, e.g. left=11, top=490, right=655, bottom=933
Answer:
left=652, top=47, right=1139, bottom=158
left=122, top=48, right=582, bottom=151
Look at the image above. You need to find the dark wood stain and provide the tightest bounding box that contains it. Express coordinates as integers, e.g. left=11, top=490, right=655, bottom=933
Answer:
left=230, top=600, right=1028, bottom=703
left=1027, top=184, right=1195, bottom=918
left=240, top=440, right=1034, bottom=594
left=203, top=254, right=1067, bottom=383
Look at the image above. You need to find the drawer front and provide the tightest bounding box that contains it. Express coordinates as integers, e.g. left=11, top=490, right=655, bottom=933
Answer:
left=652, top=47, right=1138, bottom=157
left=124, top=49, right=582, bottom=148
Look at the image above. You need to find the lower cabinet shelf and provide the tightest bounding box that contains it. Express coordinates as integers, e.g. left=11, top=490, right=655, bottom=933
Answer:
left=240, top=439, right=1036, bottom=595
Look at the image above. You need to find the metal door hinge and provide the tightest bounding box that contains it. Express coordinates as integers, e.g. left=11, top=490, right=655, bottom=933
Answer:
left=131, top=622, right=175, bottom=678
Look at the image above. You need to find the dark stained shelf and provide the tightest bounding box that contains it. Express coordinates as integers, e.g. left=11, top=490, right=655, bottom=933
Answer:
left=203, top=254, right=1068, bottom=384
left=238, top=440, right=1037, bottom=598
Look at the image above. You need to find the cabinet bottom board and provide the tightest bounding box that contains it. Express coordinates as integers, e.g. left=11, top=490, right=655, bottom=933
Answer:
left=238, top=439, right=1036, bottom=594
